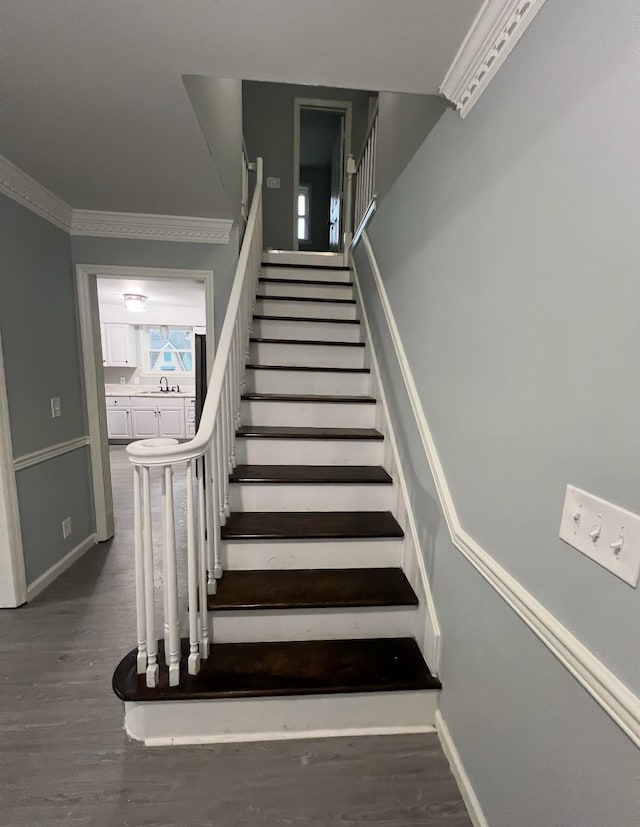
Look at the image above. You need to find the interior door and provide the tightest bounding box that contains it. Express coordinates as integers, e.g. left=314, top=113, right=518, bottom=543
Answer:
left=328, top=114, right=345, bottom=251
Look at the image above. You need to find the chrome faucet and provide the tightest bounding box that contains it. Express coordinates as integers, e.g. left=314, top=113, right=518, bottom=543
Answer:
left=159, top=377, right=169, bottom=393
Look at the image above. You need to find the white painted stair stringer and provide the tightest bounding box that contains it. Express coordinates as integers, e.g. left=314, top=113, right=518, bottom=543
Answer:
left=350, top=251, right=442, bottom=672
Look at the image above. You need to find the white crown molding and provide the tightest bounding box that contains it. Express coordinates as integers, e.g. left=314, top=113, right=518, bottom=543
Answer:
left=0, top=154, right=232, bottom=243
left=360, top=231, right=640, bottom=750
left=71, top=210, right=232, bottom=244
left=0, top=155, right=72, bottom=231
left=440, top=0, right=549, bottom=118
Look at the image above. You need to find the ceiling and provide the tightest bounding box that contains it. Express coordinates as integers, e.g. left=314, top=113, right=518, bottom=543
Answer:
left=0, top=1, right=481, bottom=217
left=97, top=278, right=205, bottom=308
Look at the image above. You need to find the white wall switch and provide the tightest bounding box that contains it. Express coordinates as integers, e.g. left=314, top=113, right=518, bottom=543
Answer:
left=266, top=177, right=281, bottom=189
left=50, top=397, right=62, bottom=418
left=560, top=485, right=640, bottom=587
left=62, top=517, right=72, bottom=539
left=120, top=376, right=126, bottom=384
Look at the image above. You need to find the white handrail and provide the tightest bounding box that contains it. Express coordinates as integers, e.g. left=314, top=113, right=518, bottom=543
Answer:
left=126, top=157, right=263, bottom=468
left=127, top=157, right=263, bottom=687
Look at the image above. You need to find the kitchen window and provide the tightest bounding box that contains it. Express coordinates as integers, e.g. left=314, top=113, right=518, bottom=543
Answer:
left=143, top=325, right=194, bottom=374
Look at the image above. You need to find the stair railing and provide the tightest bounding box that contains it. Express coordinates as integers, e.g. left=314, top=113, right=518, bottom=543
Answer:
left=353, top=106, right=378, bottom=243
left=126, top=157, right=264, bottom=688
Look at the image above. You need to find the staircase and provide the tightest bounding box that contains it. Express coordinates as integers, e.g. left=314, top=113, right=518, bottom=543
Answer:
left=112, top=162, right=440, bottom=745
left=113, top=253, right=440, bottom=744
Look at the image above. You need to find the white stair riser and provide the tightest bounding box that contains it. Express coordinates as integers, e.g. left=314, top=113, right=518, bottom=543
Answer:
left=245, top=369, right=370, bottom=396
left=260, top=281, right=353, bottom=300
left=250, top=342, right=365, bottom=369
left=241, top=400, right=376, bottom=428
left=236, top=438, right=383, bottom=465
left=124, top=690, right=438, bottom=746
left=252, top=318, right=362, bottom=342
left=229, top=482, right=394, bottom=512
left=261, top=266, right=351, bottom=283
left=255, top=299, right=356, bottom=320
left=210, top=606, right=418, bottom=643
left=262, top=251, right=345, bottom=268
left=222, top=537, right=402, bottom=570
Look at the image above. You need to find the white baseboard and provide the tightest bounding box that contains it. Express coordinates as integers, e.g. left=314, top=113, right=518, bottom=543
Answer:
left=26, top=534, right=97, bottom=601
left=436, top=711, right=489, bottom=827
left=350, top=251, right=441, bottom=671
left=358, top=231, right=640, bottom=749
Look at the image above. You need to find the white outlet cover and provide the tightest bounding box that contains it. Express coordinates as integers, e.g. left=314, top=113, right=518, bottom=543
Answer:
left=266, top=177, right=281, bottom=189
left=62, top=517, right=72, bottom=539
left=559, top=485, right=640, bottom=587
left=50, top=397, right=62, bottom=418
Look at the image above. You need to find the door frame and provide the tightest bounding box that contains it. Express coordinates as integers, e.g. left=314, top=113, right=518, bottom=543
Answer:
left=0, top=330, right=28, bottom=607
left=75, top=264, right=215, bottom=542
left=292, top=98, right=353, bottom=252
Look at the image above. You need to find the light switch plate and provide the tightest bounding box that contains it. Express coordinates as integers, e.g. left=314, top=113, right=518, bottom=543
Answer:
left=50, top=397, right=62, bottom=418
left=266, top=177, right=280, bottom=189
left=62, top=517, right=72, bottom=539
left=559, top=485, right=640, bottom=587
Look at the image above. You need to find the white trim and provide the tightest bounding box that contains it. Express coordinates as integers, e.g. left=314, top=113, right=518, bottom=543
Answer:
left=142, top=724, right=436, bottom=748
left=0, top=154, right=232, bottom=242
left=351, top=197, right=376, bottom=249
left=26, top=533, right=97, bottom=602
left=360, top=232, right=640, bottom=749
left=440, top=0, right=549, bottom=118
left=71, top=210, right=233, bottom=244
left=350, top=251, right=441, bottom=671
left=436, top=711, right=489, bottom=827
left=292, top=98, right=353, bottom=252
left=0, top=331, right=27, bottom=607
left=75, top=264, right=215, bottom=542
left=0, top=155, right=72, bottom=231
left=13, top=436, right=91, bottom=472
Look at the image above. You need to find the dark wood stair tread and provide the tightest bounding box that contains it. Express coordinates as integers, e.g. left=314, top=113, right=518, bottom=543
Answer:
left=259, top=276, right=353, bottom=287
left=246, top=364, right=370, bottom=373
left=242, top=393, right=376, bottom=404
left=230, top=465, right=392, bottom=484
left=256, top=294, right=356, bottom=304
left=253, top=314, right=360, bottom=325
left=113, top=637, right=439, bottom=702
left=208, top=568, right=417, bottom=611
left=262, top=261, right=351, bottom=271
left=250, top=337, right=364, bottom=347
left=236, top=425, right=384, bottom=441
left=222, top=510, right=404, bottom=540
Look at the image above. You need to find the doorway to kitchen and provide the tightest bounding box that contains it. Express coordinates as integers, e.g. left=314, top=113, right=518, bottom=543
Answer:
left=75, top=265, right=214, bottom=543
left=293, top=99, right=352, bottom=253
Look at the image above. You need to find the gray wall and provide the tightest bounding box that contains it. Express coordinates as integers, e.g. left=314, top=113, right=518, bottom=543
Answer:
left=374, top=92, right=446, bottom=204
left=243, top=82, right=374, bottom=250
left=1, top=195, right=94, bottom=583
left=183, top=76, right=243, bottom=221
left=355, top=0, right=640, bottom=822
left=71, top=231, right=240, bottom=347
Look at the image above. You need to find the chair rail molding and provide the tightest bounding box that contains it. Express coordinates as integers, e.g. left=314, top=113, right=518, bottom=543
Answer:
left=440, top=0, right=549, bottom=117
left=0, top=155, right=72, bottom=231
left=71, top=210, right=233, bottom=244
left=360, top=231, right=640, bottom=750
left=13, top=436, right=92, bottom=473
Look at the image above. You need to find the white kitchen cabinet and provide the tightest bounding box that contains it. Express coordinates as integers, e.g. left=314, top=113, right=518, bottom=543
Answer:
left=185, top=398, right=196, bottom=438
left=131, top=407, right=160, bottom=439
left=106, top=396, right=132, bottom=439
left=102, top=323, right=138, bottom=367
left=157, top=405, right=185, bottom=438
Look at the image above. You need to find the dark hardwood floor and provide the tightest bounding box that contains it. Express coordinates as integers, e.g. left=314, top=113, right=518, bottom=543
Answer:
left=0, top=445, right=471, bottom=826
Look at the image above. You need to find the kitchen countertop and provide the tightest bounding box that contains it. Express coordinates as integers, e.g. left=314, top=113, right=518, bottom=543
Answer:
left=105, top=385, right=195, bottom=398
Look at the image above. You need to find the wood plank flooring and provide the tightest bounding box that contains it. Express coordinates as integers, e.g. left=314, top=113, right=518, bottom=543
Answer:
left=0, top=445, right=471, bottom=826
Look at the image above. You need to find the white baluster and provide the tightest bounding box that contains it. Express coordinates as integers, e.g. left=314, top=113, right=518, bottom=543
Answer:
left=206, top=441, right=220, bottom=592
left=215, top=418, right=226, bottom=524
left=133, top=465, right=147, bottom=675
left=197, top=456, right=210, bottom=659
left=224, top=372, right=234, bottom=476
left=163, top=465, right=180, bottom=687
left=186, top=460, right=201, bottom=676
left=142, top=466, right=158, bottom=688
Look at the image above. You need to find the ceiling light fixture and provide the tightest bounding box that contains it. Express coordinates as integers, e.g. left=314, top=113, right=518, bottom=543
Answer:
left=124, top=293, right=147, bottom=313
